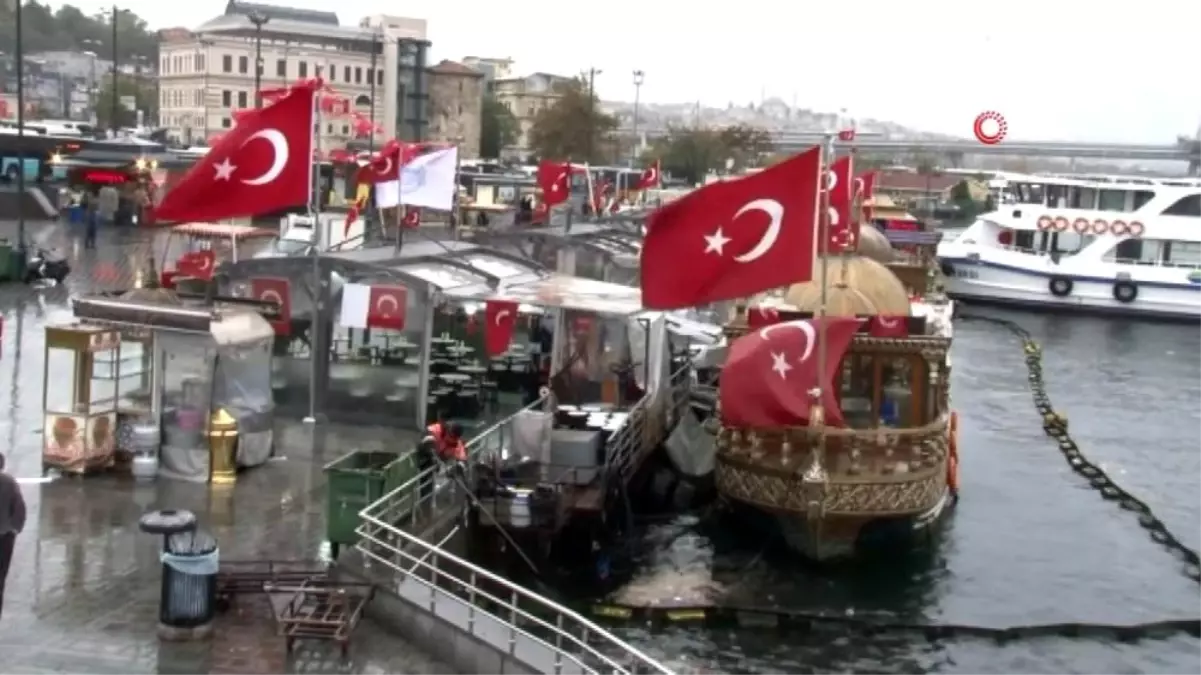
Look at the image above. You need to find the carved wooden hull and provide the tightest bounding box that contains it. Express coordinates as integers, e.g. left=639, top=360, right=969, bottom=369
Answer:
left=714, top=416, right=955, bottom=561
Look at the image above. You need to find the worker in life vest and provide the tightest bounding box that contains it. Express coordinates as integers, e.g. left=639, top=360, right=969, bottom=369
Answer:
left=417, top=422, right=466, bottom=502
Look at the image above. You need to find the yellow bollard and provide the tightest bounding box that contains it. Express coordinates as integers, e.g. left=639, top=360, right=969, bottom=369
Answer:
left=208, top=409, right=239, bottom=485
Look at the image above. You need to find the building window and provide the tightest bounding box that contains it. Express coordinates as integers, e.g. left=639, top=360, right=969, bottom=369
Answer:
left=222, top=90, right=232, bottom=107
left=161, top=57, right=169, bottom=73
left=377, top=69, right=383, bottom=85
left=237, top=91, right=248, bottom=108
left=276, top=59, right=286, bottom=77
left=238, top=56, right=248, bottom=74
left=197, top=54, right=205, bottom=71
left=299, top=61, right=308, bottom=78
left=344, top=66, right=351, bottom=82
left=354, top=67, right=362, bottom=84
left=342, top=125, right=349, bottom=135
left=327, top=124, right=334, bottom=134
left=222, top=55, right=232, bottom=72
left=222, top=117, right=232, bottom=128
left=328, top=65, right=336, bottom=82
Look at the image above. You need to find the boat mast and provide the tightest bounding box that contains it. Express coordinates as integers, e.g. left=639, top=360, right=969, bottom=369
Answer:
left=804, top=134, right=835, bottom=488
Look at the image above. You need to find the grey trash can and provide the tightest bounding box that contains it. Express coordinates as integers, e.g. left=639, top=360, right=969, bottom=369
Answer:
left=159, top=529, right=219, bottom=638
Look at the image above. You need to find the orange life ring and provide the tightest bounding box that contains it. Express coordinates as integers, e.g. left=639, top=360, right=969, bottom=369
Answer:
left=947, top=411, right=960, bottom=493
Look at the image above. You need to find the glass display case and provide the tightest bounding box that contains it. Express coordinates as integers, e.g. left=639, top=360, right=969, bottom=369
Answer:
left=42, top=325, right=122, bottom=475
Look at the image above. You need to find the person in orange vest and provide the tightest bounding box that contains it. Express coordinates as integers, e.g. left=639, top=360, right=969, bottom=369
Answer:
left=417, top=422, right=466, bottom=501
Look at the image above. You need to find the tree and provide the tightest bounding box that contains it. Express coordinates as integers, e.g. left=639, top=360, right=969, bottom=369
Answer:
left=479, top=93, right=518, bottom=159
left=643, top=123, right=772, bottom=185
left=0, top=2, right=156, bottom=63
left=528, top=77, right=618, bottom=163
left=95, top=73, right=157, bottom=129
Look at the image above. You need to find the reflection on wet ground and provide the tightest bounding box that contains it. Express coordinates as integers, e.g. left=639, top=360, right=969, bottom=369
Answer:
left=0, top=222, right=453, bottom=673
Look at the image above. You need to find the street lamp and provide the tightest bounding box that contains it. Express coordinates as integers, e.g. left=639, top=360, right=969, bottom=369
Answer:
left=82, top=39, right=101, bottom=124
left=631, top=70, right=644, bottom=166
left=248, top=12, right=270, bottom=108
left=16, top=0, right=26, bottom=258
left=199, top=38, right=214, bottom=139
left=585, top=67, right=602, bottom=162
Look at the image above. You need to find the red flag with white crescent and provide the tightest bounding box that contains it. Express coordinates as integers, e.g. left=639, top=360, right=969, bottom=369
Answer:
left=484, top=300, right=519, bottom=356
left=176, top=249, right=215, bottom=281
left=746, top=305, right=782, bottom=330
left=251, top=277, right=291, bottom=335
left=869, top=315, right=909, bottom=338
left=367, top=285, right=407, bottom=331
left=822, top=156, right=855, bottom=254
left=635, top=160, right=661, bottom=190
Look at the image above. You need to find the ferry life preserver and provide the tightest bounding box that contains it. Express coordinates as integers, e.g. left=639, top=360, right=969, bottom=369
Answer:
left=1127, top=221, right=1146, bottom=238
left=1052, top=216, right=1070, bottom=232
left=947, top=411, right=960, bottom=495
left=1072, top=218, right=1090, bottom=234
left=1091, top=220, right=1108, bottom=235
left=1048, top=276, right=1074, bottom=297
left=1036, top=216, right=1054, bottom=231
left=1113, top=280, right=1139, bottom=304
left=1110, top=220, right=1129, bottom=236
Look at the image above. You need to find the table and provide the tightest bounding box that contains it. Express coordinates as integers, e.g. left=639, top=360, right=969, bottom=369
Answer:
left=448, top=345, right=475, bottom=357
left=438, top=373, right=472, bottom=386
left=458, top=365, right=487, bottom=377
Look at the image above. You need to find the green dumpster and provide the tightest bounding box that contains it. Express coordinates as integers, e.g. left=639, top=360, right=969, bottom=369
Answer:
left=323, top=450, right=417, bottom=559
left=0, top=239, right=14, bottom=282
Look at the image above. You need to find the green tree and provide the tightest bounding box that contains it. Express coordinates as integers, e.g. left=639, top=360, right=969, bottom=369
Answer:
left=95, top=73, right=157, bottom=129
left=528, top=77, right=618, bottom=163
left=643, top=123, right=772, bottom=185
left=479, top=93, right=518, bottom=159
left=0, top=2, right=156, bottom=63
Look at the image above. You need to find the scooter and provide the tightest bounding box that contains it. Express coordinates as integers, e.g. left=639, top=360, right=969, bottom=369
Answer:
left=23, top=247, right=70, bottom=285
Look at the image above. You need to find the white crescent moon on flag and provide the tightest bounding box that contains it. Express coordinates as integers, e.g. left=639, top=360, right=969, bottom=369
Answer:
left=853, top=177, right=864, bottom=195
left=828, top=207, right=840, bottom=226
left=757, top=320, right=816, bottom=363
left=240, top=129, right=289, bottom=186
left=197, top=254, right=211, bottom=272
left=878, top=316, right=900, bottom=328
left=825, top=169, right=838, bottom=191
left=376, top=293, right=400, bottom=315
left=494, top=309, right=511, bottom=326
left=646, top=167, right=656, bottom=183
left=376, top=156, right=393, bottom=177
left=259, top=289, right=283, bottom=306
left=732, top=198, right=785, bottom=264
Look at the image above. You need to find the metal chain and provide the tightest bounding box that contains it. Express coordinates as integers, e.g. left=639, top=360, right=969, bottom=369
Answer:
left=960, top=313, right=1201, bottom=583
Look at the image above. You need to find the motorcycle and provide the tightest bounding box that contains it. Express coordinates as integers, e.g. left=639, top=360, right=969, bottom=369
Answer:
left=24, top=247, right=70, bottom=285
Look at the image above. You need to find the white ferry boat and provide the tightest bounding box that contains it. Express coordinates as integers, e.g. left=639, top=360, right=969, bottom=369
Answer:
left=937, top=173, right=1201, bottom=320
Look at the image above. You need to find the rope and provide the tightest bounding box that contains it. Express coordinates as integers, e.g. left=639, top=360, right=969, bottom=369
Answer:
left=582, top=313, right=1201, bottom=644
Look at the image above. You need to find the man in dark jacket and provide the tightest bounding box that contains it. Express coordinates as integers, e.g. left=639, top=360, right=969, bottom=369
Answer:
left=0, top=452, right=27, bottom=619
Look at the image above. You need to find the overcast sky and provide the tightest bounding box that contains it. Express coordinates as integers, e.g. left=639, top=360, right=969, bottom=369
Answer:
left=65, top=0, right=1201, bottom=144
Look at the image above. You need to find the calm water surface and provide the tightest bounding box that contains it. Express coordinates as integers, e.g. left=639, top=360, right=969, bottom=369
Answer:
left=606, top=309, right=1201, bottom=673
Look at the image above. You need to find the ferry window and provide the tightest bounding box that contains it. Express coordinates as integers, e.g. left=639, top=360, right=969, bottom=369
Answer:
left=1132, top=191, right=1154, bottom=210
left=1107, top=238, right=1161, bottom=265
left=1161, top=194, right=1201, bottom=217
left=1014, top=230, right=1035, bottom=250
left=1046, top=185, right=1068, bottom=208
left=1098, top=189, right=1126, bottom=212
left=1166, top=241, right=1201, bottom=267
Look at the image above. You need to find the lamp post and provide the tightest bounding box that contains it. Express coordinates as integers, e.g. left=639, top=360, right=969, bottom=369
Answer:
left=199, top=38, right=214, bottom=140
left=110, top=5, right=119, bottom=136
left=83, top=39, right=101, bottom=124
left=631, top=70, right=644, bottom=166
left=16, top=0, right=26, bottom=258
left=248, top=12, right=269, bottom=108
left=585, top=67, right=602, bottom=162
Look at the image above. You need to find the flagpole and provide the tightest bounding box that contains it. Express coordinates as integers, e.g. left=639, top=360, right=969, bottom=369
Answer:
left=807, top=133, right=835, bottom=477
left=450, top=138, right=462, bottom=240
left=304, top=71, right=324, bottom=424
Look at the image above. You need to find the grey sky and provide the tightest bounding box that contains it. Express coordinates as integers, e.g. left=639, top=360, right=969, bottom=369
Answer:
left=66, top=0, right=1201, bottom=143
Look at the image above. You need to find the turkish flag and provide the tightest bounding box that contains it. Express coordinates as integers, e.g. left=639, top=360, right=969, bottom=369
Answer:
left=155, top=82, right=315, bottom=223
left=537, top=160, right=571, bottom=207
left=251, top=277, right=291, bottom=336
left=639, top=146, right=822, bottom=310
left=746, top=305, right=782, bottom=330
left=823, top=156, right=856, bottom=254
left=592, top=178, right=611, bottom=213
left=402, top=207, right=421, bottom=228
left=634, top=160, right=661, bottom=190
left=837, top=128, right=856, bottom=142
left=869, top=315, right=909, bottom=338
left=367, top=285, right=407, bottom=331
left=855, top=171, right=877, bottom=221
left=719, top=317, right=861, bottom=428
left=176, top=249, right=215, bottom=281
left=484, top=300, right=519, bottom=356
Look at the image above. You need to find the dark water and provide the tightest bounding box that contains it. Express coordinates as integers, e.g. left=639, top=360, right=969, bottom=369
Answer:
left=606, top=309, right=1201, bottom=673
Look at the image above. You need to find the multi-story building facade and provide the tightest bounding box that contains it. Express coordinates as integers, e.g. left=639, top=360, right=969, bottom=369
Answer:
left=157, top=1, right=430, bottom=148
left=426, top=60, right=484, bottom=158
left=488, top=71, right=574, bottom=159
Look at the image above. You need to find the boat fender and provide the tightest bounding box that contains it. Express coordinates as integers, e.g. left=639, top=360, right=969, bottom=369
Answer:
left=1113, top=280, right=1138, bottom=304
left=1048, top=277, right=1073, bottom=297
left=947, top=412, right=959, bottom=496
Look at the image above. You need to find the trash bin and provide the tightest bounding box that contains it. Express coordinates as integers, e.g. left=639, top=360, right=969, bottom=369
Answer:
left=159, top=530, right=219, bottom=636
left=323, top=450, right=417, bottom=559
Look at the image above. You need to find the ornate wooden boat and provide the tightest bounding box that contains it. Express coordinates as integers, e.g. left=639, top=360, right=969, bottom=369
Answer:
left=715, top=244, right=957, bottom=561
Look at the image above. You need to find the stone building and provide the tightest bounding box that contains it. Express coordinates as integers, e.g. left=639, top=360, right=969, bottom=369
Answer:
left=426, top=60, right=484, bottom=158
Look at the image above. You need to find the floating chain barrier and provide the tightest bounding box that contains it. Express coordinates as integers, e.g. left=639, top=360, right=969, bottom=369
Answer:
left=959, top=313, right=1201, bottom=583
left=582, top=313, right=1201, bottom=643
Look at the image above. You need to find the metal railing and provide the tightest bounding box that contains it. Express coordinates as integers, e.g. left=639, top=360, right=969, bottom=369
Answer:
left=604, top=362, right=694, bottom=484
left=356, top=399, right=672, bottom=675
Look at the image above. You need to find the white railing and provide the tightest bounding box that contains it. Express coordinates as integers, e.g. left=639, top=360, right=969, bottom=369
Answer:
left=604, top=362, right=694, bottom=484
left=356, top=402, right=672, bottom=674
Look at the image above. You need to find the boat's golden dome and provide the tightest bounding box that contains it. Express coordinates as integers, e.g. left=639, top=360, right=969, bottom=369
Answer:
left=855, top=226, right=898, bottom=264
left=784, top=255, right=911, bottom=316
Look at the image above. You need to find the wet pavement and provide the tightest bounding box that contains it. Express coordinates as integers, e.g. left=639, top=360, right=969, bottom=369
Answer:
left=0, top=221, right=455, bottom=673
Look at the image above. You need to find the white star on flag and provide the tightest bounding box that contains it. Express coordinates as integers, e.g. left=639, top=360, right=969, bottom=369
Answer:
left=770, top=351, right=792, bottom=379
left=213, top=158, right=236, bottom=181
left=704, top=227, right=732, bottom=255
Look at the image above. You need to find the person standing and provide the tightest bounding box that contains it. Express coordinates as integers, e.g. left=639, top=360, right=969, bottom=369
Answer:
left=0, top=452, right=27, bottom=619
left=83, top=190, right=99, bottom=250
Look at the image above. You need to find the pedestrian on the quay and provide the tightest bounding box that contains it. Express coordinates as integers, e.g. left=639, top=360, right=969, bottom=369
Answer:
left=0, top=452, right=27, bottom=619
left=84, top=191, right=99, bottom=249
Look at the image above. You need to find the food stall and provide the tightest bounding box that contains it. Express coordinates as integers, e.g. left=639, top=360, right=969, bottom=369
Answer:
left=42, top=325, right=124, bottom=475
left=69, top=291, right=278, bottom=482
